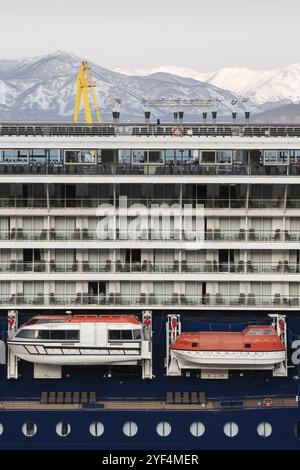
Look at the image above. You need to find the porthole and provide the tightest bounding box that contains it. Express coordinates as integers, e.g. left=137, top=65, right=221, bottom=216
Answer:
left=0, top=423, right=3, bottom=436
left=56, top=421, right=71, bottom=437
left=156, top=421, right=172, bottom=437
left=257, top=422, right=272, bottom=438
left=223, top=422, right=239, bottom=437
left=295, top=422, right=300, bottom=438
left=190, top=421, right=205, bottom=437
left=89, top=421, right=104, bottom=437
left=22, top=421, right=37, bottom=437
left=123, top=421, right=138, bottom=437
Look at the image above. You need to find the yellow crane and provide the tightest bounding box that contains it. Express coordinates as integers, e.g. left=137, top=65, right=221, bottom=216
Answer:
left=73, top=61, right=102, bottom=124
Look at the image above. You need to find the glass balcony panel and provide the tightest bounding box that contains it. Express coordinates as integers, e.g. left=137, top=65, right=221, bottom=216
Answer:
left=1, top=293, right=299, bottom=307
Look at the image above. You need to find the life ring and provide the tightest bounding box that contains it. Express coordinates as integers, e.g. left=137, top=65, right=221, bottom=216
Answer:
left=172, top=127, right=184, bottom=137
left=262, top=397, right=273, bottom=408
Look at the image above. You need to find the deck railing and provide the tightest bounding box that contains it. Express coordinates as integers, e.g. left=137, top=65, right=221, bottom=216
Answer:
left=2, top=197, right=299, bottom=209
left=1, top=293, right=299, bottom=307
left=0, top=228, right=299, bottom=242
left=0, top=162, right=300, bottom=176
left=2, top=122, right=300, bottom=138
left=0, top=260, right=299, bottom=274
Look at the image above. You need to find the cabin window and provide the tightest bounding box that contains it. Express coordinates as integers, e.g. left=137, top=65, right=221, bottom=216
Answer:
left=247, top=329, right=274, bottom=336
left=37, top=330, right=50, bottom=340
left=64, top=149, right=97, bottom=164
left=16, top=329, right=36, bottom=339
left=49, top=330, right=79, bottom=340
left=264, top=150, right=289, bottom=166
left=50, top=330, right=79, bottom=340
left=16, top=329, right=79, bottom=340
left=108, top=330, right=135, bottom=341
left=109, top=330, right=121, bottom=340
left=51, top=330, right=68, bottom=340
left=133, top=330, right=142, bottom=340
left=192, top=342, right=198, bottom=347
left=122, top=330, right=133, bottom=340
left=244, top=343, right=251, bottom=348
left=65, top=330, right=80, bottom=340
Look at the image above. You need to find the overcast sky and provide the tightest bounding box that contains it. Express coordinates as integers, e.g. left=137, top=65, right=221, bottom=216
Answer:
left=1, top=0, right=299, bottom=71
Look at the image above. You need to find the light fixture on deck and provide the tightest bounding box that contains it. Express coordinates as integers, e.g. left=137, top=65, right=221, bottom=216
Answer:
left=144, top=111, right=151, bottom=124
left=142, top=98, right=220, bottom=124
left=112, top=111, right=120, bottom=124
left=111, top=97, right=122, bottom=124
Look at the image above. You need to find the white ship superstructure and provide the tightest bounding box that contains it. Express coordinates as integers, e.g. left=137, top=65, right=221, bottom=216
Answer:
left=0, top=122, right=299, bottom=314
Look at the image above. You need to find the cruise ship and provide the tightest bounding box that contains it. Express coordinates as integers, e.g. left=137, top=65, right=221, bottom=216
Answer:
left=1, top=118, right=300, bottom=450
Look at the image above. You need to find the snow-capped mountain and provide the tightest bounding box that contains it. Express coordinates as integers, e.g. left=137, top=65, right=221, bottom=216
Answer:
left=0, top=50, right=298, bottom=122
left=116, top=63, right=300, bottom=106
left=0, top=51, right=257, bottom=122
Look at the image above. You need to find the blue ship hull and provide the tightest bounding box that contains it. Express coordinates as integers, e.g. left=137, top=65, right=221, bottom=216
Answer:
left=1, top=310, right=300, bottom=449
left=0, top=408, right=300, bottom=450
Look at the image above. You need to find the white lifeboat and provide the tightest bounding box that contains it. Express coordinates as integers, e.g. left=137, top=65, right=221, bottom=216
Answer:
left=7, top=314, right=147, bottom=367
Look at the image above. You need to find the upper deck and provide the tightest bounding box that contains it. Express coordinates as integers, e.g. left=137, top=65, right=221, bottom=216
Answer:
left=1, top=122, right=300, bottom=181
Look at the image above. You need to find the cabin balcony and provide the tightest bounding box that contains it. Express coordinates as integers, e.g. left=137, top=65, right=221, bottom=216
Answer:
left=0, top=228, right=299, bottom=243
left=1, top=197, right=299, bottom=210
left=2, top=293, right=300, bottom=310
left=1, top=163, right=300, bottom=177
left=0, top=260, right=299, bottom=275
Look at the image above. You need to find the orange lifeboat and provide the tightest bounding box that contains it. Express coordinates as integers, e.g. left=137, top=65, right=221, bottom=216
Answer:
left=170, top=325, right=286, bottom=371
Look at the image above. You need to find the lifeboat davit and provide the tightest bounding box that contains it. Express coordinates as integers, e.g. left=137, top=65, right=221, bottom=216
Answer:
left=170, top=325, right=286, bottom=371
left=7, top=314, right=147, bottom=366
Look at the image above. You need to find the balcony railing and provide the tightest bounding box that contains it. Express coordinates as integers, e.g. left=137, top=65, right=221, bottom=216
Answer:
left=2, top=197, right=298, bottom=209
left=1, top=293, right=299, bottom=307
left=0, top=195, right=300, bottom=209
left=2, top=122, right=300, bottom=138
left=0, top=261, right=299, bottom=274
left=0, top=229, right=299, bottom=242
left=1, top=162, right=300, bottom=176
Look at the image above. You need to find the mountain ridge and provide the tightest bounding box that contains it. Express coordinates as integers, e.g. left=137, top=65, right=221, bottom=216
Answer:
left=0, top=51, right=299, bottom=122
left=115, top=63, right=300, bottom=106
